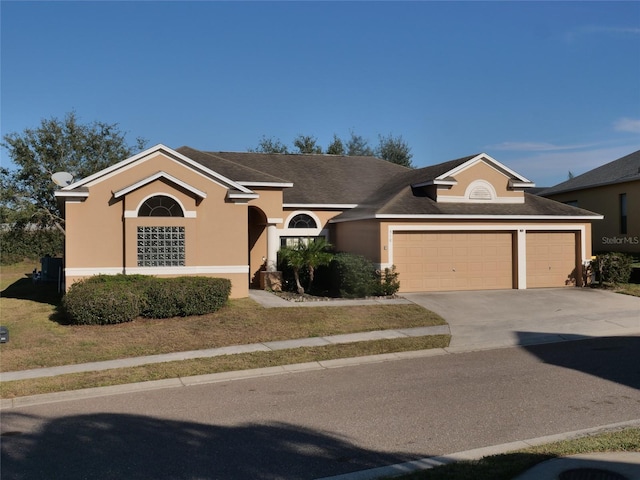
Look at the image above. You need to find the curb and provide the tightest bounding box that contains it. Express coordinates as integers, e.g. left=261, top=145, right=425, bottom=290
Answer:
left=2, top=331, right=636, bottom=409
left=313, top=419, right=640, bottom=480
left=0, top=348, right=450, bottom=409
left=0, top=325, right=451, bottom=382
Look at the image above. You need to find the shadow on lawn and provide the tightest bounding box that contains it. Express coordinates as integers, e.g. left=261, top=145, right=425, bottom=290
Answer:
left=1, top=413, right=423, bottom=480
left=0, top=277, right=70, bottom=324
left=0, top=277, right=62, bottom=307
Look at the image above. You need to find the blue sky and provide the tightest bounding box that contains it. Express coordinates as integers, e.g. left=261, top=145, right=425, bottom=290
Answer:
left=2, top=1, right=639, bottom=187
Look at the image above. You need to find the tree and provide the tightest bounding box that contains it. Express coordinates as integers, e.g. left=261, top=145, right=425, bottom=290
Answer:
left=325, top=134, right=345, bottom=155
left=293, top=134, right=322, bottom=154
left=278, top=238, right=333, bottom=294
left=375, top=133, right=414, bottom=168
left=346, top=131, right=374, bottom=156
left=249, top=131, right=414, bottom=167
left=249, top=135, right=289, bottom=154
left=1, top=111, right=146, bottom=233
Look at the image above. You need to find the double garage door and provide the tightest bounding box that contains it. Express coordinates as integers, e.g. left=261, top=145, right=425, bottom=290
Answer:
left=393, top=231, right=577, bottom=292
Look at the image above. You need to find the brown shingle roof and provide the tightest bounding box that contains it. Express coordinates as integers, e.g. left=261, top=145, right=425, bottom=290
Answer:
left=538, top=150, right=640, bottom=196
left=179, top=148, right=411, bottom=205
left=178, top=147, right=600, bottom=219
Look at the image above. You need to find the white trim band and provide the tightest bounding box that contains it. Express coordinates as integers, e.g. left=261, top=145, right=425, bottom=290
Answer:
left=65, top=265, right=250, bottom=276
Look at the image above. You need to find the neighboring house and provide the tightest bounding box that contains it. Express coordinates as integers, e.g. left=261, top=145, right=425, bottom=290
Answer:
left=538, top=150, right=640, bottom=256
left=55, top=144, right=601, bottom=298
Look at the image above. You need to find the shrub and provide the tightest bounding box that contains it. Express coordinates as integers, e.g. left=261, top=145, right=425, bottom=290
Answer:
left=375, top=265, right=401, bottom=296
left=62, top=278, right=144, bottom=325
left=143, top=277, right=231, bottom=318
left=593, top=252, right=633, bottom=285
left=330, top=253, right=379, bottom=298
left=62, top=275, right=231, bottom=324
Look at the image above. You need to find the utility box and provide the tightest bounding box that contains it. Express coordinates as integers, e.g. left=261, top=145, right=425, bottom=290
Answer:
left=0, top=326, right=8, bottom=343
left=41, top=256, right=63, bottom=282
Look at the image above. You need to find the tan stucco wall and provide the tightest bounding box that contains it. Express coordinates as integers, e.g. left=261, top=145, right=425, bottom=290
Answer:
left=249, top=189, right=284, bottom=219
left=333, top=219, right=383, bottom=263
left=439, top=160, right=523, bottom=199
left=63, top=151, right=250, bottom=298
left=544, top=181, right=639, bottom=254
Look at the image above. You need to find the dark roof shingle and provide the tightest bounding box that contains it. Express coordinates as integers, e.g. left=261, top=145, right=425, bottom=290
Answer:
left=179, top=148, right=410, bottom=205
left=179, top=147, right=600, bottom=219
left=538, top=150, right=640, bottom=196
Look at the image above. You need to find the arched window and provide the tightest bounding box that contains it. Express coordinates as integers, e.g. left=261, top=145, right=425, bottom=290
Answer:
left=288, top=213, right=317, bottom=229
left=138, top=195, right=184, bottom=217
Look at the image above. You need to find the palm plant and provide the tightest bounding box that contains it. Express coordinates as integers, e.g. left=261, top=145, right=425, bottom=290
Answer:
left=279, top=238, right=333, bottom=294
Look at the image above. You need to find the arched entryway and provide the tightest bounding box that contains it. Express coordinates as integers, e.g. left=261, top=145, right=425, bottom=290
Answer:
left=248, top=206, right=268, bottom=289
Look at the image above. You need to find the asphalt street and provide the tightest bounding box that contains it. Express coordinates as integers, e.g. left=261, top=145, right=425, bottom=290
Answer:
left=2, top=335, right=639, bottom=480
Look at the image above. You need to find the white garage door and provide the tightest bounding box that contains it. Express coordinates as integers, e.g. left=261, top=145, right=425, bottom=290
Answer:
left=393, top=232, right=514, bottom=292
left=526, top=232, right=578, bottom=288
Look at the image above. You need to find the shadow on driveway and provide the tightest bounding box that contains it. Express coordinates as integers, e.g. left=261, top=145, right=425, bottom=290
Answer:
left=518, top=334, right=640, bottom=391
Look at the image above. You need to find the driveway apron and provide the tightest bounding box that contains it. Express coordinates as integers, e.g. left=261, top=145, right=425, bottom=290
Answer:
left=403, top=288, right=640, bottom=351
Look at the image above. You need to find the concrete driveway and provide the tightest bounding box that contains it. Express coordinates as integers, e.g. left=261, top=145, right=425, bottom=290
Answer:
left=403, top=288, right=640, bottom=352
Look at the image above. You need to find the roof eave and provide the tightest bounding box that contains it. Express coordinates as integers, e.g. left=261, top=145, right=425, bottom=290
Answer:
left=540, top=177, right=640, bottom=197
left=412, top=179, right=457, bottom=188
left=238, top=182, right=294, bottom=188
left=54, top=190, right=89, bottom=199
left=373, top=214, right=604, bottom=220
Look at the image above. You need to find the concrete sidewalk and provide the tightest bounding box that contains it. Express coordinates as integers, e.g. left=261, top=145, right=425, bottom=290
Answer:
left=4, top=288, right=639, bottom=383
left=0, top=324, right=450, bottom=382
left=0, top=291, right=436, bottom=383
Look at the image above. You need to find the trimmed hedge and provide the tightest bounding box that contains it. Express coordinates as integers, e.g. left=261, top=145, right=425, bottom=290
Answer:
left=62, top=275, right=231, bottom=325
left=62, top=280, right=145, bottom=325
left=143, top=277, right=231, bottom=318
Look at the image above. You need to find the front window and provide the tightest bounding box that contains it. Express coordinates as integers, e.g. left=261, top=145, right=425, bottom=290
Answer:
left=288, top=213, right=317, bottom=229
left=138, top=195, right=184, bottom=217
left=137, top=226, right=185, bottom=267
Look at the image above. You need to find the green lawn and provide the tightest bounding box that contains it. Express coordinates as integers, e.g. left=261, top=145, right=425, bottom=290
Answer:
left=391, top=427, right=640, bottom=480
left=0, top=261, right=448, bottom=397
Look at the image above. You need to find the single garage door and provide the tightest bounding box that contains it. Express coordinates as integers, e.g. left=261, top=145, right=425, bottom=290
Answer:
left=393, top=232, right=514, bottom=292
left=526, top=232, right=577, bottom=288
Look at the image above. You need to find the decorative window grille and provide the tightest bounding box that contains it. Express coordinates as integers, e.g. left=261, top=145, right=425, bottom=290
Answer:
left=137, top=226, right=185, bottom=267
left=138, top=196, right=184, bottom=217
left=288, top=214, right=317, bottom=229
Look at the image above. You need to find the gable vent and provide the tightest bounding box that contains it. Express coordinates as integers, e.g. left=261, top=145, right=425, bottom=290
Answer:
left=469, top=184, right=493, bottom=200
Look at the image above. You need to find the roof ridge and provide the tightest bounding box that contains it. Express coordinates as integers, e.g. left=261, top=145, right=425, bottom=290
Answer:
left=178, top=147, right=291, bottom=184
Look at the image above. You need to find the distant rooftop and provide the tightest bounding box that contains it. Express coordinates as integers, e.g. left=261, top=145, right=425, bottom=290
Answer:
left=538, top=150, right=640, bottom=196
